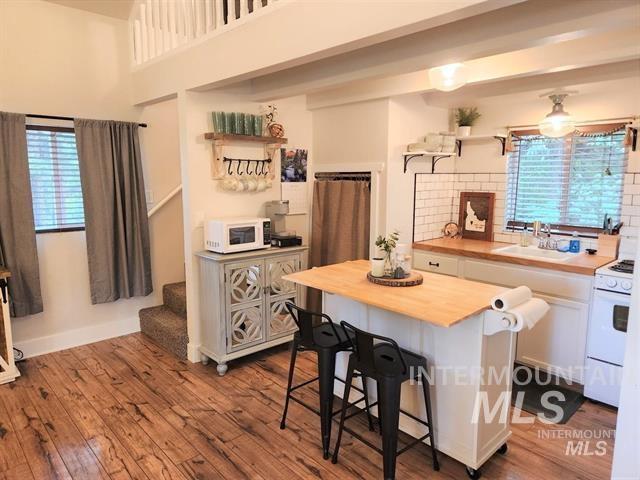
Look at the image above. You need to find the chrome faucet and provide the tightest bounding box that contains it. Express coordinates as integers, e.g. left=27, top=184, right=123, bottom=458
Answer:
left=537, top=223, right=557, bottom=250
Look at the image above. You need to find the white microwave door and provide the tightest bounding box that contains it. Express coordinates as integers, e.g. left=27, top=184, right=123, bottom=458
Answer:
left=588, top=290, right=629, bottom=366
left=227, top=224, right=258, bottom=249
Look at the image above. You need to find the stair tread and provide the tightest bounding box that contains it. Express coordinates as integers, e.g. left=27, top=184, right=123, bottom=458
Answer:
left=139, top=305, right=187, bottom=359
left=162, top=281, right=187, bottom=319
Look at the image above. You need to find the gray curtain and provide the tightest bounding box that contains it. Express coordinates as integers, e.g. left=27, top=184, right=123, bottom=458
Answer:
left=0, top=112, right=43, bottom=317
left=74, top=119, right=152, bottom=304
left=307, top=180, right=370, bottom=312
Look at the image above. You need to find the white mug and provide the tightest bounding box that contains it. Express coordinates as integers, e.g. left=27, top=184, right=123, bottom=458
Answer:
left=370, top=257, right=385, bottom=277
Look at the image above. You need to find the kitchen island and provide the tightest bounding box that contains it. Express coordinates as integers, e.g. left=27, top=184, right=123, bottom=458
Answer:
left=283, top=260, right=517, bottom=477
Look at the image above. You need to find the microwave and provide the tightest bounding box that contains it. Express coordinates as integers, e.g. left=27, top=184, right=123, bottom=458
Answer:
left=204, top=217, right=271, bottom=254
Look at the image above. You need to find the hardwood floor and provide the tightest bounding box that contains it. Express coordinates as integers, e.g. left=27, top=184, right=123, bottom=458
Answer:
left=0, top=333, right=616, bottom=479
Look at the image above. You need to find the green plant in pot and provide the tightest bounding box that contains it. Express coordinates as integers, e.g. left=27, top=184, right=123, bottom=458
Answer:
left=455, top=107, right=481, bottom=137
left=375, top=230, right=399, bottom=276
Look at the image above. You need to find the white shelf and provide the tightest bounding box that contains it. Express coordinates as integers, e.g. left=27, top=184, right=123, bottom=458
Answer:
left=455, top=135, right=508, bottom=156
left=402, top=150, right=457, bottom=157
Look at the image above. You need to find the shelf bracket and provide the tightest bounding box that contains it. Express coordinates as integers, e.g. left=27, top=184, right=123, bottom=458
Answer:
left=494, top=136, right=507, bottom=156
left=403, top=153, right=452, bottom=174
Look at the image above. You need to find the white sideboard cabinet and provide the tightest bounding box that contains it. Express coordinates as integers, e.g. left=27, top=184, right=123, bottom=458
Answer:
left=196, top=246, right=307, bottom=375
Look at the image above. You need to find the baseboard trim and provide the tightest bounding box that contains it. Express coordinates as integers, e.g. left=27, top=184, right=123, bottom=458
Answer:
left=14, top=317, right=141, bottom=359
left=187, top=342, right=201, bottom=364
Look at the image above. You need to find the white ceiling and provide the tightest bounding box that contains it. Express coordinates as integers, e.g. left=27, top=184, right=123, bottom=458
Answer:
left=44, top=0, right=134, bottom=20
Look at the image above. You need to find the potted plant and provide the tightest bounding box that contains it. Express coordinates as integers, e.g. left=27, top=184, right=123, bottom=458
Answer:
left=455, top=107, right=481, bottom=137
left=375, top=230, right=399, bottom=276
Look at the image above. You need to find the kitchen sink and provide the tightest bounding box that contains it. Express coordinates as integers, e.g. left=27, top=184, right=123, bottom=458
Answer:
left=491, top=244, right=574, bottom=263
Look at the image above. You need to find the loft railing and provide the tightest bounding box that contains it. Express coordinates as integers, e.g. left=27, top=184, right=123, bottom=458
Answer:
left=131, top=0, right=278, bottom=66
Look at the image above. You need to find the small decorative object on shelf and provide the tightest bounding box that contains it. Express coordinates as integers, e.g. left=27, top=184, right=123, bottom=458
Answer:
left=455, top=107, right=481, bottom=137
left=442, top=222, right=460, bottom=238
left=375, top=230, right=400, bottom=277
left=370, top=257, right=385, bottom=277
left=261, top=104, right=285, bottom=138
left=458, top=192, right=495, bottom=241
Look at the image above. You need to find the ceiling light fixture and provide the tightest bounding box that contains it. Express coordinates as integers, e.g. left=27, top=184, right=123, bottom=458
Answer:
left=428, top=63, right=468, bottom=92
left=538, top=91, right=577, bottom=138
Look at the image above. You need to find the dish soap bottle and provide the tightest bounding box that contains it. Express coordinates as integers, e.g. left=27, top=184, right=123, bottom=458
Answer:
left=569, top=232, right=581, bottom=253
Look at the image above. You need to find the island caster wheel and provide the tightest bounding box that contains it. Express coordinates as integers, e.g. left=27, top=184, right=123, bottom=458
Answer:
left=498, top=443, right=508, bottom=455
left=216, top=363, right=228, bottom=376
left=466, top=466, right=482, bottom=479
left=200, top=354, right=210, bottom=366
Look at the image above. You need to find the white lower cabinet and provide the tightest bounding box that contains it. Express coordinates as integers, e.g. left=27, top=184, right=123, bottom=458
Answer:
left=197, top=247, right=307, bottom=375
left=515, top=294, right=589, bottom=383
left=414, top=251, right=592, bottom=383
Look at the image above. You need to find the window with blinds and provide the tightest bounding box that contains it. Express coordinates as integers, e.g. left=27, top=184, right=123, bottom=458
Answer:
left=26, top=126, right=85, bottom=232
left=505, top=130, right=628, bottom=230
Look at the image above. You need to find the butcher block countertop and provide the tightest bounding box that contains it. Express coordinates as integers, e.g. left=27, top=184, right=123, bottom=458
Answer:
left=0, top=268, right=10, bottom=280
left=413, top=238, right=614, bottom=276
left=283, top=259, right=506, bottom=328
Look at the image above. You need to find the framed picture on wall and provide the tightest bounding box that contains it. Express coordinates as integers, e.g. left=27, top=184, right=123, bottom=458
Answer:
left=458, top=192, right=495, bottom=241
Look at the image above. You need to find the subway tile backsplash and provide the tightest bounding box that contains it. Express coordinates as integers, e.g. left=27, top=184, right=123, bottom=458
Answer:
left=413, top=172, right=640, bottom=246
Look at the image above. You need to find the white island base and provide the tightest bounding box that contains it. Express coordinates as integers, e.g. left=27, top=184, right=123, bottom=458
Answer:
left=324, top=292, right=516, bottom=475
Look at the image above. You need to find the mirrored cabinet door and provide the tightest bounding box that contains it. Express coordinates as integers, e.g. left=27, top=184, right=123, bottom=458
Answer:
left=225, top=261, right=266, bottom=351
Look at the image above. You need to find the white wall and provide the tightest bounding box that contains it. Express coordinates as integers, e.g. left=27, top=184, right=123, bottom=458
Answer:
left=387, top=95, right=449, bottom=243
left=440, top=77, right=640, bottom=174
left=177, top=90, right=312, bottom=361
left=0, top=1, right=184, bottom=356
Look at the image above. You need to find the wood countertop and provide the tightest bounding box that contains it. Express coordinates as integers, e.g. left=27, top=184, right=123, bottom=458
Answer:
left=413, top=238, right=614, bottom=275
left=0, top=268, right=10, bottom=280
left=283, top=259, right=506, bottom=328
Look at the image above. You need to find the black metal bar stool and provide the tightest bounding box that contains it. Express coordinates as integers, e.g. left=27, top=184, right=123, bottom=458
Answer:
left=280, top=303, right=374, bottom=459
left=331, top=321, right=439, bottom=480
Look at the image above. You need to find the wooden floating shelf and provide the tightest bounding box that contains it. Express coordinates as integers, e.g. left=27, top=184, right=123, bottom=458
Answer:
left=204, top=133, right=288, bottom=144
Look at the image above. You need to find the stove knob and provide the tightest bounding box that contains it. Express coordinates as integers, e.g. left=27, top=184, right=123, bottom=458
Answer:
left=621, top=281, right=632, bottom=291
left=606, top=278, right=618, bottom=289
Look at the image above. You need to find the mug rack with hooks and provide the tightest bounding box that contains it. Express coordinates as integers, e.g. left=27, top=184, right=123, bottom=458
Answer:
left=204, top=132, right=288, bottom=180
left=223, top=157, right=272, bottom=176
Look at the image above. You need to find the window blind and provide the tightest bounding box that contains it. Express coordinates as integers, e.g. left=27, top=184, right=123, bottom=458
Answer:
left=26, top=127, right=85, bottom=232
left=505, top=131, right=628, bottom=229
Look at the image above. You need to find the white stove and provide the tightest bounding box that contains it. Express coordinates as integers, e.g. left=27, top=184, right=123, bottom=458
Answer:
left=586, top=235, right=635, bottom=407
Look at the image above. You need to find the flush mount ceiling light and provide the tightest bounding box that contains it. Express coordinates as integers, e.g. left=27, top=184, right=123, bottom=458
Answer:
left=428, top=63, right=468, bottom=91
left=539, top=91, right=577, bottom=137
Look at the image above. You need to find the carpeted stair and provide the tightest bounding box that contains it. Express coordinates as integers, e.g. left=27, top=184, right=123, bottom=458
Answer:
left=139, top=282, right=188, bottom=359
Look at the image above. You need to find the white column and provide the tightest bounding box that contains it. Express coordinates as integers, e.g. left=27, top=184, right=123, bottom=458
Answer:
left=205, top=0, right=213, bottom=32
left=133, top=20, right=142, bottom=65
left=146, top=1, right=156, bottom=59
left=153, top=0, right=163, bottom=55
left=253, top=0, right=262, bottom=11
left=185, top=0, right=194, bottom=39
left=214, top=0, right=224, bottom=28
left=140, top=4, right=149, bottom=63
left=228, top=0, right=237, bottom=23
left=239, top=0, right=249, bottom=18
left=194, top=0, right=204, bottom=37
left=168, top=0, right=178, bottom=48
left=162, top=0, right=170, bottom=52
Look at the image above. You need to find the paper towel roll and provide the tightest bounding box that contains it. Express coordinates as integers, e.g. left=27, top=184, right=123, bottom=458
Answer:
left=506, top=298, right=550, bottom=330
left=491, top=286, right=532, bottom=312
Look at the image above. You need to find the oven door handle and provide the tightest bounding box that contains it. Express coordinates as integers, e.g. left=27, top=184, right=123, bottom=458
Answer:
left=594, top=289, right=631, bottom=304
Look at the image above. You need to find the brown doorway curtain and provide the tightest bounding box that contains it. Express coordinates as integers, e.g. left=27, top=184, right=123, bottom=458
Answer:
left=307, top=178, right=370, bottom=312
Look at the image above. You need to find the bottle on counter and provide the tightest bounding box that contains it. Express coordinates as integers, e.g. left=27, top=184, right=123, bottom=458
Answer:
left=569, top=232, right=581, bottom=253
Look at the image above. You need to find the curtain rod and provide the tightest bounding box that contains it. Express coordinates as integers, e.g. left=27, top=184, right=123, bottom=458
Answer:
left=507, top=115, right=637, bottom=130
left=26, top=113, right=148, bottom=128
